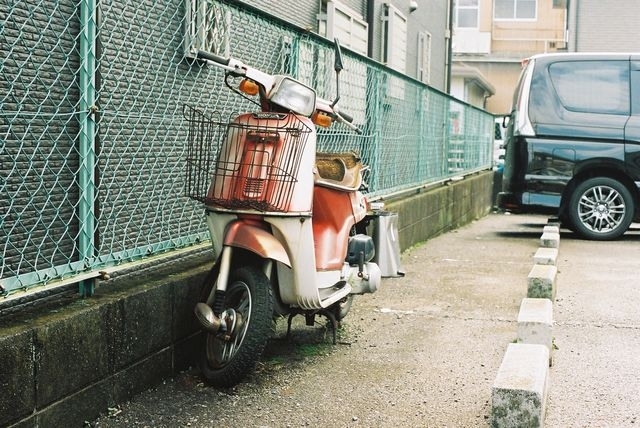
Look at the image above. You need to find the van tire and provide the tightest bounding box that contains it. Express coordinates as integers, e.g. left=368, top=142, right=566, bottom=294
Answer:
left=568, top=177, right=634, bottom=240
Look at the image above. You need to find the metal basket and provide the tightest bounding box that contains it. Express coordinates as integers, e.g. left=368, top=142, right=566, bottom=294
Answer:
left=184, top=105, right=312, bottom=212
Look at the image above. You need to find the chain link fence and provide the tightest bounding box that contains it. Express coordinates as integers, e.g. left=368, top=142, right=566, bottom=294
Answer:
left=0, top=0, right=493, bottom=300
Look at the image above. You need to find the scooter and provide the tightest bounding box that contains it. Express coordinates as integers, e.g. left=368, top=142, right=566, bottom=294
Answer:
left=184, top=40, right=383, bottom=387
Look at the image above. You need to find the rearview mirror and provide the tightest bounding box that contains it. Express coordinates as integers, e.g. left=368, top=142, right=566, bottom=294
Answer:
left=331, top=39, right=344, bottom=107
left=334, top=38, right=343, bottom=73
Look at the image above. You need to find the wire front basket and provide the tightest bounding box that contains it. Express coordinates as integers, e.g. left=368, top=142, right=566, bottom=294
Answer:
left=184, top=105, right=312, bottom=212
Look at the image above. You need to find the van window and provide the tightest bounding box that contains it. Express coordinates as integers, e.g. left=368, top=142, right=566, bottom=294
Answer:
left=632, top=64, right=640, bottom=115
left=548, top=61, right=629, bottom=115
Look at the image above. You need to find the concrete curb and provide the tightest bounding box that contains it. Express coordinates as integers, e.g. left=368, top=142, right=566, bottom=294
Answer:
left=491, top=218, right=558, bottom=427
left=492, top=343, right=550, bottom=427
left=518, top=298, right=554, bottom=365
left=527, top=264, right=557, bottom=300
left=540, top=226, right=560, bottom=248
left=533, top=247, right=558, bottom=266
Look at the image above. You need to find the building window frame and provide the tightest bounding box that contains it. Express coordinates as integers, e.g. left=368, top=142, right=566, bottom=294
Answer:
left=183, top=0, right=231, bottom=58
left=493, top=0, right=537, bottom=21
left=382, top=3, right=407, bottom=73
left=417, top=31, right=432, bottom=84
left=382, top=3, right=407, bottom=99
left=319, top=0, right=368, bottom=56
left=454, top=0, right=480, bottom=29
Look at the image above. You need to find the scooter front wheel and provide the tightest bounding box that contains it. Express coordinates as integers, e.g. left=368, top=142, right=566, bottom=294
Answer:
left=199, top=265, right=274, bottom=387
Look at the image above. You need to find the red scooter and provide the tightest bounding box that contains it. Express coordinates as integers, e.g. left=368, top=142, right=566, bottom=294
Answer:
left=185, top=40, right=382, bottom=387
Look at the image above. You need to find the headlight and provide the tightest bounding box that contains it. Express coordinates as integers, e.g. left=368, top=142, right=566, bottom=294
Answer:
left=268, top=76, right=316, bottom=117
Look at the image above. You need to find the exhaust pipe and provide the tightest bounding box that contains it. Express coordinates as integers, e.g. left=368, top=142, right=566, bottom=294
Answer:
left=194, top=302, right=222, bottom=333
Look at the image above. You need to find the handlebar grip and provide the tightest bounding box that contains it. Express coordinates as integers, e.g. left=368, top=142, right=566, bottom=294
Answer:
left=338, top=110, right=354, bottom=123
left=196, top=50, right=230, bottom=66
left=334, top=110, right=361, bottom=134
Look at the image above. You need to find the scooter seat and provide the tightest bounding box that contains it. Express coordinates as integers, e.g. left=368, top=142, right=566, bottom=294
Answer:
left=315, top=152, right=363, bottom=190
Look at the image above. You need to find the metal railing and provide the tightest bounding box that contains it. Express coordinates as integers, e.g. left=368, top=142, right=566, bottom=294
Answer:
left=0, top=0, right=493, bottom=300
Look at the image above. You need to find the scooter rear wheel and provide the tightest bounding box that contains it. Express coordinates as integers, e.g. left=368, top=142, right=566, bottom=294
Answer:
left=199, top=265, right=274, bottom=387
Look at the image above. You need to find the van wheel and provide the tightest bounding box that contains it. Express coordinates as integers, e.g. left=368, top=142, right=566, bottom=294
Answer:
left=568, top=177, right=634, bottom=240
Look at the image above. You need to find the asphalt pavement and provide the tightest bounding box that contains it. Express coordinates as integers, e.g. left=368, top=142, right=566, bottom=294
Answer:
left=91, top=212, right=640, bottom=427
left=545, top=220, right=640, bottom=426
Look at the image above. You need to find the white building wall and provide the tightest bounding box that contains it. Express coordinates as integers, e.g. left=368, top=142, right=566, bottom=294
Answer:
left=570, top=0, right=640, bottom=52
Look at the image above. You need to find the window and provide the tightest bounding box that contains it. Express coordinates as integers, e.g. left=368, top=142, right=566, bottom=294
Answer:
left=455, top=0, right=479, bottom=29
left=309, top=1, right=371, bottom=125
left=382, top=4, right=407, bottom=73
left=494, top=0, right=537, bottom=20
left=549, top=61, right=629, bottom=115
left=319, top=0, right=368, bottom=56
left=633, top=68, right=640, bottom=115
left=183, top=0, right=230, bottom=58
left=382, top=3, right=407, bottom=99
left=417, top=31, right=432, bottom=84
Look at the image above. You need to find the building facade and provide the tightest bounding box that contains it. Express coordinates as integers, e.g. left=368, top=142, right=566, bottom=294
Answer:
left=567, top=0, right=640, bottom=52
left=452, top=0, right=640, bottom=115
left=240, top=0, right=451, bottom=92
left=451, top=0, right=567, bottom=113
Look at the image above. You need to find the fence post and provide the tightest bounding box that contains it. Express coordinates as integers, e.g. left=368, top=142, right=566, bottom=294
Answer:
left=78, top=0, right=98, bottom=296
left=416, top=86, right=426, bottom=179
left=365, top=67, right=382, bottom=193
left=443, top=98, right=452, bottom=176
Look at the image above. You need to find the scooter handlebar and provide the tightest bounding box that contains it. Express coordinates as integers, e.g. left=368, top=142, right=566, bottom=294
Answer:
left=334, top=109, right=362, bottom=134
left=195, top=50, right=250, bottom=79
left=196, top=50, right=230, bottom=66
left=337, top=110, right=353, bottom=124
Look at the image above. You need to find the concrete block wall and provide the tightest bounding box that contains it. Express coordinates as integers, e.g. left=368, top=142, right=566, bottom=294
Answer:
left=1, top=262, right=210, bottom=427
left=1, top=171, right=493, bottom=427
left=386, top=172, right=493, bottom=251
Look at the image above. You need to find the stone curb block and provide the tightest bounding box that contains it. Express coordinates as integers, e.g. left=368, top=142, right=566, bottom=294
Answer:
left=533, top=247, right=558, bottom=266
left=540, top=232, right=560, bottom=248
left=517, top=298, right=554, bottom=365
left=492, top=343, right=550, bottom=428
left=492, top=221, right=559, bottom=427
left=527, top=264, right=557, bottom=300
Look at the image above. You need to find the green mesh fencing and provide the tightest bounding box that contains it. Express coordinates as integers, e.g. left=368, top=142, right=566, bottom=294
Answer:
left=0, top=0, right=493, bottom=299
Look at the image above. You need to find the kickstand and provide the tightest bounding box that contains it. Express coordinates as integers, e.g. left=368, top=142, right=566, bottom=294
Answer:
left=286, top=311, right=296, bottom=339
left=321, top=309, right=339, bottom=345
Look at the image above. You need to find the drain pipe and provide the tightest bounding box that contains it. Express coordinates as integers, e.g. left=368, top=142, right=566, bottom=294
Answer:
left=445, top=0, right=454, bottom=93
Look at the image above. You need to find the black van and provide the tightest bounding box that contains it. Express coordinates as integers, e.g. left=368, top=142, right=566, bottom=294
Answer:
left=498, top=53, right=640, bottom=240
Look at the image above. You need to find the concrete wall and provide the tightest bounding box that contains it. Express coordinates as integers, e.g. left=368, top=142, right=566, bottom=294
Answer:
left=0, top=257, right=211, bottom=428
left=387, top=171, right=493, bottom=251
left=0, top=171, right=493, bottom=427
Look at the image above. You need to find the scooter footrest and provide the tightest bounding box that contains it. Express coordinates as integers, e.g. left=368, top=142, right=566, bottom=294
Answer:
left=317, top=281, right=351, bottom=308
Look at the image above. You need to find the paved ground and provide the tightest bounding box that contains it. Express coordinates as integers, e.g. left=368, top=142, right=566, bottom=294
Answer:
left=545, top=222, right=640, bottom=426
left=91, top=212, right=640, bottom=427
